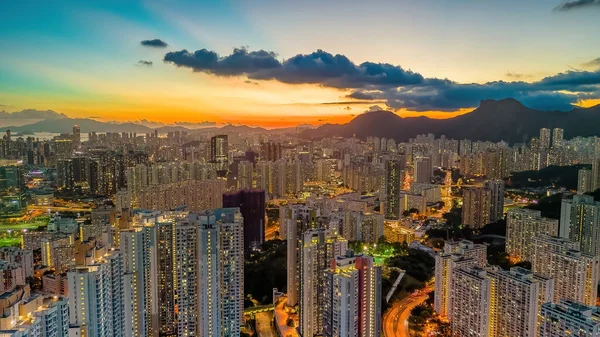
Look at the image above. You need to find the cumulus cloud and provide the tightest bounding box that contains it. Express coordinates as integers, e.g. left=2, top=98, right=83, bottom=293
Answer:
left=164, top=46, right=600, bottom=112
left=137, top=60, right=153, bottom=67
left=554, top=0, right=600, bottom=11
left=141, top=39, right=168, bottom=47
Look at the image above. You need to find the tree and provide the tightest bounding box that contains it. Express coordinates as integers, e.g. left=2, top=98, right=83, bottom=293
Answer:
left=286, top=318, right=294, bottom=327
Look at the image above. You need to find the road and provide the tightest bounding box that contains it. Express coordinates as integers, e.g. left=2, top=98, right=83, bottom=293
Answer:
left=274, top=298, right=299, bottom=337
left=383, top=287, right=433, bottom=337
left=255, top=312, right=276, bottom=337
left=265, top=225, right=279, bottom=240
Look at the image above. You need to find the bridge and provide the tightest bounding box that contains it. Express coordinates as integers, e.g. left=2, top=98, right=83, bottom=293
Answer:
left=244, top=304, right=275, bottom=316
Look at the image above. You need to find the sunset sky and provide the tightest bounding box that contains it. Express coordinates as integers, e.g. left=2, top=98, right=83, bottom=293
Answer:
left=1, top=0, right=599, bottom=127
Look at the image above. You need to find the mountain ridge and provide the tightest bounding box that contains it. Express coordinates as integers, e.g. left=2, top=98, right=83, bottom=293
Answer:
left=300, top=99, right=600, bottom=143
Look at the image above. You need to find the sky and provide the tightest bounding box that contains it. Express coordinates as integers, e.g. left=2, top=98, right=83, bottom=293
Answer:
left=0, top=0, right=599, bottom=128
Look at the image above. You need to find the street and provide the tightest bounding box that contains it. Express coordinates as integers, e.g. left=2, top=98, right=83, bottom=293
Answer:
left=383, top=286, right=433, bottom=337
left=255, top=312, right=277, bottom=337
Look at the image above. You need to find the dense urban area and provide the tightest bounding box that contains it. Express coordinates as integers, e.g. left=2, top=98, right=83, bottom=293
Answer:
left=0, top=124, right=599, bottom=337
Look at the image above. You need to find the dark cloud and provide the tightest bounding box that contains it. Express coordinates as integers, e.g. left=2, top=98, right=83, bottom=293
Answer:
left=554, top=0, right=600, bottom=11
left=164, top=46, right=600, bottom=112
left=320, top=100, right=385, bottom=105
left=244, top=80, right=259, bottom=85
left=137, top=60, right=153, bottom=67
left=165, top=48, right=425, bottom=88
left=164, top=47, right=280, bottom=76
left=583, top=58, right=600, bottom=68
left=141, top=39, right=168, bottom=48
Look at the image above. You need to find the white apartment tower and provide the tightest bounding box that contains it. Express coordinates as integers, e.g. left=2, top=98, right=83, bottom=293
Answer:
left=531, top=234, right=599, bottom=306
left=323, top=252, right=382, bottom=337
left=449, top=267, right=490, bottom=337
left=506, top=208, right=558, bottom=262
left=299, top=229, right=347, bottom=337
left=67, top=251, right=125, bottom=337
left=434, top=240, right=487, bottom=318
left=560, top=194, right=600, bottom=257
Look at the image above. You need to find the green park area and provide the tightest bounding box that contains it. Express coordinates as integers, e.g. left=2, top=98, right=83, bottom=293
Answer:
left=0, top=237, right=22, bottom=248
left=0, top=215, right=49, bottom=247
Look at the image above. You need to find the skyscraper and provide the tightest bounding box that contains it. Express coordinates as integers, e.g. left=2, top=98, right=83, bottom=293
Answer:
left=531, top=235, right=599, bottom=306
left=577, top=168, right=594, bottom=194
left=414, top=156, right=432, bottom=184
left=551, top=128, right=564, bottom=148
left=462, top=187, right=492, bottom=228
left=449, top=267, right=490, bottom=337
left=434, top=240, right=487, bottom=318
left=486, top=267, right=554, bottom=337
left=182, top=208, right=244, bottom=337
left=484, top=179, right=504, bottom=222
left=73, top=124, right=81, bottom=150
left=175, top=219, right=198, bottom=337
left=120, top=226, right=159, bottom=337
left=211, top=135, right=229, bottom=176
left=223, top=189, right=265, bottom=250
left=323, top=252, right=382, bottom=337
left=384, top=159, right=402, bottom=220
left=283, top=204, right=320, bottom=306
left=299, top=229, right=347, bottom=337
left=506, top=208, right=558, bottom=262
left=540, top=128, right=551, bottom=148
left=560, top=194, right=600, bottom=257
left=67, top=251, right=125, bottom=337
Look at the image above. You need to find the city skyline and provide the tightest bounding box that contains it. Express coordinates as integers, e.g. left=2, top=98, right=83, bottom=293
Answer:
left=2, top=1, right=600, bottom=127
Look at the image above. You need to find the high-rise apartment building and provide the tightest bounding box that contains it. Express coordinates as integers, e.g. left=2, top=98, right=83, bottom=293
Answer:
left=299, top=229, right=347, bottom=337
left=531, top=234, right=599, bottom=306
left=540, top=299, right=600, bottom=337
left=323, top=252, right=382, bottom=337
left=506, top=208, right=559, bottom=262
left=449, top=267, right=490, bottom=337
left=560, top=194, right=600, bottom=257
left=282, top=205, right=320, bottom=306
left=484, top=179, right=504, bottom=222
left=414, top=156, right=432, bottom=184
left=210, top=135, right=229, bottom=176
left=384, top=159, right=402, bottom=220
left=196, top=208, right=244, bottom=337
left=486, top=266, right=554, bottom=337
left=551, top=128, right=564, bottom=148
left=462, top=187, right=492, bottom=228
left=120, top=226, right=159, bottom=337
left=67, top=251, right=125, bottom=337
left=592, top=159, right=600, bottom=191
left=434, top=240, right=487, bottom=318
left=578, top=168, right=594, bottom=194
left=540, top=128, right=551, bottom=148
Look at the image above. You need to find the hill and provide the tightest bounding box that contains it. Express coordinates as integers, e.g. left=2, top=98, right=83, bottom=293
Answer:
left=300, top=99, right=600, bottom=143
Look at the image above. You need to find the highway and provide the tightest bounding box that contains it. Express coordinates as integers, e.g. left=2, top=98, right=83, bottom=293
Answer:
left=383, top=286, right=433, bottom=337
